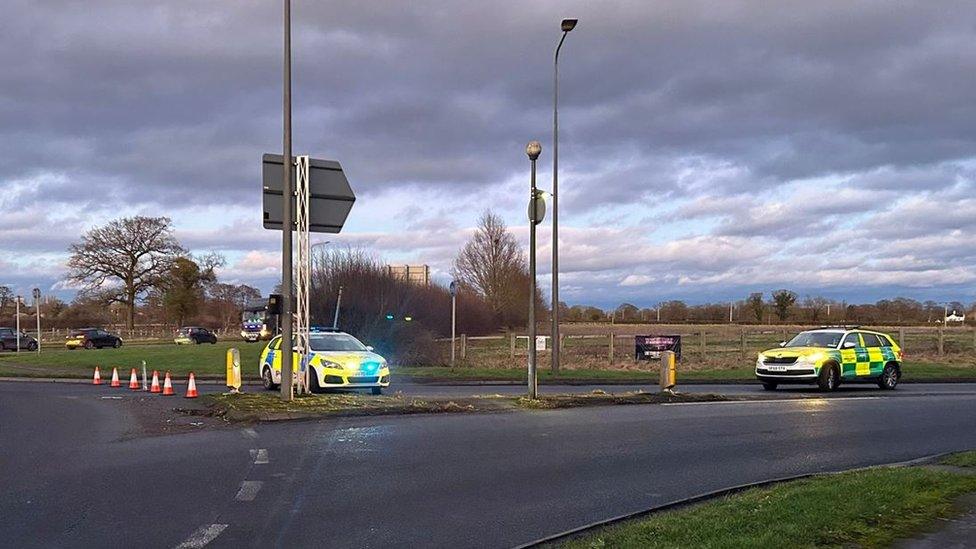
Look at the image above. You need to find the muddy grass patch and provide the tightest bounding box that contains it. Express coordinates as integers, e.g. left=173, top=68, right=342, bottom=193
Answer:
left=193, top=390, right=734, bottom=422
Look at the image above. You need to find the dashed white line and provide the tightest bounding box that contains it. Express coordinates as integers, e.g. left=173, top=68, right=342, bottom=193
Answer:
left=174, top=523, right=227, bottom=548
left=250, top=448, right=269, bottom=464
left=234, top=480, right=264, bottom=502
left=241, top=427, right=258, bottom=439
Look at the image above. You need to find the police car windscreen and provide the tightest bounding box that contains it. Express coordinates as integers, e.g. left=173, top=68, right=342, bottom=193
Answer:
left=786, top=331, right=843, bottom=348
left=309, top=334, right=367, bottom=352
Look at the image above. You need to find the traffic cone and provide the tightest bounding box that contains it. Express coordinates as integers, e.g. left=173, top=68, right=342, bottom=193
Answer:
left=92, top=366, right=102, bottom=385
left=162, top=372, right=175, bottom=396
left=149, top=371, right=161, bottom=393
left=185, top=372, right=198, bottom=399
left=128, top=368, right=140, bottom=390
left=110, top=367, right=121, bottom=388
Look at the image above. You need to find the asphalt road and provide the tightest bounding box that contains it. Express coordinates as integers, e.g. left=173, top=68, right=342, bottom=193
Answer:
left=2, top=381, right=976, bottom=548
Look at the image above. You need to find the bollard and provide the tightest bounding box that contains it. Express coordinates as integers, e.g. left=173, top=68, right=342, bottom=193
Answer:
left=660, top=350, right=676, bottom=391
left=226, top=348, right=242, bottom=394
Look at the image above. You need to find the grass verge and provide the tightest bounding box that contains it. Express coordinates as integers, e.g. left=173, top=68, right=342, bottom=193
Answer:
left=942, top=451, right=976, bottom=468
left=196, top=390, right=730, bottom=422
left=561, top=467, right=976, bottom=549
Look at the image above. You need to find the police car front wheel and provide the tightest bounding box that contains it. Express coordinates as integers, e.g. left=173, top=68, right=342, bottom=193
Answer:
left=262, top=368, right=278, bottom=391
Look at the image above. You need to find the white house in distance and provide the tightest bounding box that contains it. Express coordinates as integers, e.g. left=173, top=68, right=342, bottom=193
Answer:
left=945, top=310, right=966, bottom=323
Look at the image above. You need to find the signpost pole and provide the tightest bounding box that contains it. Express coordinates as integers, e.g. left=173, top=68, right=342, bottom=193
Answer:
left=32, top=288, right=41, bottom=354
left=526, top=141, right=542, bottom=399
left=280, top=0, right=294, bottom=401
left=296, top=156, right=311, bottom=395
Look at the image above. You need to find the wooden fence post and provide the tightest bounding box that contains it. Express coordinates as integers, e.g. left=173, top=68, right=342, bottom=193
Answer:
left=608, top=334, right=614, bottom=365
left=740, top=329, right=746, bottom=358
left=898, top=328, right=905, bottom=351
left=460, top=334, right=467, bottom=360
left=700, top=330, right=706, bottom=359
left=510, top=334, right=516, bottom=359
left=937, top=326, right=944, bottom=356
left=972, top=327, right=976, bottom=354
left=559, top=334, right=565, bottom=351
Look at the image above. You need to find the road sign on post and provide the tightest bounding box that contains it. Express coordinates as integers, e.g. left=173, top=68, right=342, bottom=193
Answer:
left=262, top=154, right=356, bottom=233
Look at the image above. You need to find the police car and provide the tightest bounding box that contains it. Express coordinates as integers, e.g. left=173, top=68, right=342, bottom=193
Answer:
left=259, top=329, right=390, bottom=394
left=756, top=326, right=903, bottom=391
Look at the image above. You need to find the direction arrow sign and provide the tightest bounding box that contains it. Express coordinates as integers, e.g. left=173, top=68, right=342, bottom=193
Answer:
left=262, top=154, right=356, bottom=233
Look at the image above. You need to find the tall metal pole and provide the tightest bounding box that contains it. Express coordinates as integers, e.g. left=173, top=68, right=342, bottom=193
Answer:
left=15, top=296, right=20, bottom=352
left=450, top=282, right=457, bottom=368
left=552, top=19, right=576, bottom=373
left=527, top=141, right=542, bottom=399
left=33, top=288, right=40, bottom=354
left=280, top=0, right=294, bottom=400
left=332, top=286, right=343, bottom=329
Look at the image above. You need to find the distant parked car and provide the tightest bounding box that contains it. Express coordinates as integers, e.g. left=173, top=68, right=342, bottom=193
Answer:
left=175, top=327, right=218, bottom=345
left=0, top=327, right=37, bottom=351
left=65, top=328, right=123, bottom=350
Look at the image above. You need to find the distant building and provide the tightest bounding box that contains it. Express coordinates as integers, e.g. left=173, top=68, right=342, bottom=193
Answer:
left=946, top=311, right=966, bottom=323
left=386, top=265, right=431, bottom=286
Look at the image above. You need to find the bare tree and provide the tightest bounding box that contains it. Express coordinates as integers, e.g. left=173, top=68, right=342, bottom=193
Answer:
left=453, top=210, right=540, bottom=328
left=66, top=216, right=185, bottom=329
left=746, top=292, right=764, bottom=323
left=158, top=253, right=225, bottom=326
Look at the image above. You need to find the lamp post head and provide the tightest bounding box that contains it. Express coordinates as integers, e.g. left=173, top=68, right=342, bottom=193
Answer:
left=526, top=140, right=542, bottom=161
left=561, top=18, right=578, bottom=32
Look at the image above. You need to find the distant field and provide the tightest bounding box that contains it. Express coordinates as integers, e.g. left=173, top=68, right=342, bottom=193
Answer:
left=0, top=341, right=265, bottom=379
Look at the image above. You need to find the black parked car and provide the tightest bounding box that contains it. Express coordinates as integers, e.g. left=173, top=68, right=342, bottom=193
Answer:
left=175, top=326, right=218, bottom=345
left=65, top=328, right=123, bottom=350
left=0, top=327, right=37, bottom=351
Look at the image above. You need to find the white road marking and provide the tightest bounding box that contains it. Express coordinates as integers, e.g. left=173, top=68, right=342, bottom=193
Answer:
left=99, top=396, right=122, bottom=400
left=234, top=480, right=264, bottom=502
left=250, top=448, right=269, bottom=464
left=241, top=427, right=258, bottom=439
left=662, top=397, right=883, bottom=406
left=174, top=523, right=227, bottom=548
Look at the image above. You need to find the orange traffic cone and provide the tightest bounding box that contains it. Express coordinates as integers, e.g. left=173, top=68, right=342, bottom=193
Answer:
left=162, top=372, right=175, bottom=396
left=149, top=371, right=161, bottom=393
left=128, top=368, right=140, bottom=390
left=110, top=367, right=121, bottom=388
left=92, top=366, right=102, bottom=385
left=185, top=372, right=198, bottom=399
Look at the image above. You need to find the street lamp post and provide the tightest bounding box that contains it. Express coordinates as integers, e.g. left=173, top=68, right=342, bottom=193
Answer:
left=32, top=288, right=41, bottom=354
left=450, top=280, right=458, bottom=368
left=280, top=0, right=294, bottom=401
left=551, top=17, right=577, bottom=374
left=332, top=286, right=343, bottom=329
left=527, top=141, right=543, bottom=399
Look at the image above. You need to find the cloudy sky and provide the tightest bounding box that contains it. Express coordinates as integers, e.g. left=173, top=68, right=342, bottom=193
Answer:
left=2, top=0, right=976, bottom=308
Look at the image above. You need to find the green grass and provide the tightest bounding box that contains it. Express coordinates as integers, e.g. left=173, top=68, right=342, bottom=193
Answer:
left=563, top=468, right=976, bottom=549
left=2, top=342, right=975, bottom=383
left=0, top=341, right=264, bottom=379
left=942, top=451, right=976, bottom=468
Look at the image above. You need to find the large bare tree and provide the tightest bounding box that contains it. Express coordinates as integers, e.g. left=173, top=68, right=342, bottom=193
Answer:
left=67, top=216, right=185, bottom=329
left=453, top=210, right=541, bottom=328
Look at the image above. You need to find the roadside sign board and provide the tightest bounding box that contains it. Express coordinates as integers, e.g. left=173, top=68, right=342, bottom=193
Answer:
left=262, top=154, right=356, bottom=233
left=635, top=335, right=682, bottom=361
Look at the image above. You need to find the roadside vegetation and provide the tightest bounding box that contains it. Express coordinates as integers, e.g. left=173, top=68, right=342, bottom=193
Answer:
left=197, top=390, right=729, bottom=422
left=561, top=467, right=976, bottom=549
left=942, top=451, right=976, bottom=468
